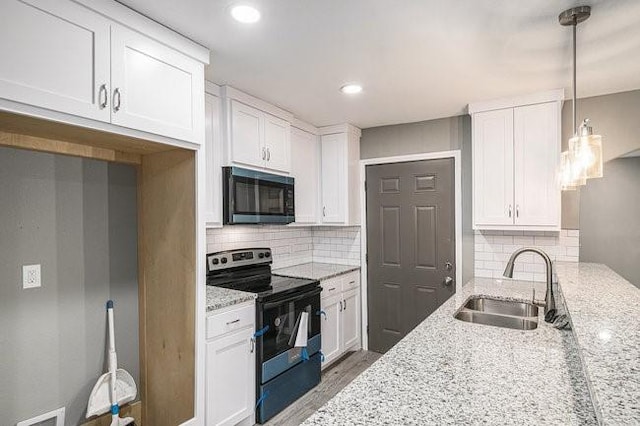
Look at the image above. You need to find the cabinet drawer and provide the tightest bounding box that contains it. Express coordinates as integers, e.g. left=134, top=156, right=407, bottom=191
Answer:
left=321, top=277, right=342, bottom=298
left=207, top=304, right=255, bottom=339
left=342, top=271, right=360, bottom=291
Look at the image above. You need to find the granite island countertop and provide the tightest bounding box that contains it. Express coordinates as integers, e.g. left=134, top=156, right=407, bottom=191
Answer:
left=303, top=276, right=598, bottom=425
left=273, top=262, right=360, bottom=281
left=206, top=286, right=256, bottom=312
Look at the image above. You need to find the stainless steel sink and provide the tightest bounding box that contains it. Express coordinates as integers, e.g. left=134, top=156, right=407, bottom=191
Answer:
left=454, top=296, right=539, bottom=331
left=463, top=296, right=539, bottom=317
left=454, top=310, right=538, bottom=330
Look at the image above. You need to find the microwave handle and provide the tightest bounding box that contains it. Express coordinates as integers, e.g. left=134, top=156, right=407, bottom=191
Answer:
left=262, top=287, right=322, bottom=310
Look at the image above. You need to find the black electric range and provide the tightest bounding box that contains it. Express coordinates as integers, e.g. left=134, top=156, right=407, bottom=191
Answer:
left=206, top=248, right=323, bottom=424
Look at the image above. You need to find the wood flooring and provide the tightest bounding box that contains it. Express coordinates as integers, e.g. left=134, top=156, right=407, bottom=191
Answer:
left=264, top=350, right=382, bottom=426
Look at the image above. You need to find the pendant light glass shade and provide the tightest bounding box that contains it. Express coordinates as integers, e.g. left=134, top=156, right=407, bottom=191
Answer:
left=568, top=119, right=603, bottom=179
left=560, top=150, right=587, bottom=190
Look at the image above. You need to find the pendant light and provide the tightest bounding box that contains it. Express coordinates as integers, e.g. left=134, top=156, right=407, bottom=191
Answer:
left=559, top=6, right=604, bottom=190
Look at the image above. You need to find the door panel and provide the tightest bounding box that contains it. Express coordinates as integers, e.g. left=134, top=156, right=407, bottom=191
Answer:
left=0, top=0, right=110, bottom=121
left=291, top=128, right=319, bottom=223
left=230, top=100, right=263, bottom=167
left=321, top=134, right=346, bottom=223
left=514, top=103, right=560, bottom=226
left=320, top=294, right=341, bottom=367
left=473, top=108, right=514, bottom=225
left=205, top=93, right=223, bottom=227
left=342, top=288, right=360, bottom=350
left=263, top=112, right=291, bottom=173
left=367, top=159, right=455, bottom=353
left=110, top=25, right=203, bottom=143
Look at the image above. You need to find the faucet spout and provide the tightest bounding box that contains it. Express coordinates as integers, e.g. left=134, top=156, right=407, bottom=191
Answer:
left=502, top=247, right=556, bottom=322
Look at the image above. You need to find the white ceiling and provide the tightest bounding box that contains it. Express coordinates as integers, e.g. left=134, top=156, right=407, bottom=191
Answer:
left=118, top=0, right=640, bottom=129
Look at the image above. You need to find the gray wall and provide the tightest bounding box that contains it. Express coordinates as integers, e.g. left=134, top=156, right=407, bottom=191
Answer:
left=0, top=147, right=139, bottom=426
left=579, top=157, right=640, bottom=288
left=561, top=89, right=640, bottom=229
left=360, top=115, right=475, bottom=285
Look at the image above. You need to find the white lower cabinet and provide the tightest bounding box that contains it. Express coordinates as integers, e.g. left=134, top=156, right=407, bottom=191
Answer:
left=206, top=302, right=255, bottom=426
left=320, top=271, right=361, bottom=368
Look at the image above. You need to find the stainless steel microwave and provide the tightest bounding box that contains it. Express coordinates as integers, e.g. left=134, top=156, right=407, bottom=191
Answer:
left=223, top=167, right=295, bottom=224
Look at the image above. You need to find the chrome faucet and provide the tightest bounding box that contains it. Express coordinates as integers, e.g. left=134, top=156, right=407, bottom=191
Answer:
left=503, top=247, right=557, bottom=322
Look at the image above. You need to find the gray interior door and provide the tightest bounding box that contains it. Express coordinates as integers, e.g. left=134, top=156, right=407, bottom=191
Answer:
left=366, top=158, right=455, bottom=353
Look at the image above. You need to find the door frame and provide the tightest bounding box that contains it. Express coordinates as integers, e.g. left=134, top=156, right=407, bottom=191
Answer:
left=359, top=150, right=462, bottom=350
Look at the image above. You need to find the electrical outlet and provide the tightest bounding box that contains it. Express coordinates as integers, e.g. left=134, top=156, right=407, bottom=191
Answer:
left=22, top=264, right=41, bottom=289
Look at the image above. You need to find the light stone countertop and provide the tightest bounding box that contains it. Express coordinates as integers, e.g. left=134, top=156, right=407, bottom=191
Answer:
left=273, top=262, right=360, bottom=281
left=303, top=276, right=599, bottom=425
left=555, top=263, right=640, bottom=425
left=206, top=286, right=256, bottom=312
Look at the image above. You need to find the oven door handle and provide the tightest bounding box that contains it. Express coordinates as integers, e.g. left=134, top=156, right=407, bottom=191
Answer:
left=262, top=287, right=322, bottom=310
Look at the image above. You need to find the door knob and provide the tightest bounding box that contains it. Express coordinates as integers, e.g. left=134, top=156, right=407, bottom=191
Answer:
left=444, top=276, right=454, bottom=286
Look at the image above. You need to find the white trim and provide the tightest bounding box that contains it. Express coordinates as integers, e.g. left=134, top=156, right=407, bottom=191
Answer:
left=319, top=123, right=361, bottom=137
left=74, top=0, right=210, bottom=64
left=17, top=407, right=65, bottom=426
left=205, top=81, right=221, bottom=97
left=359, top=150, right=463, bottom=350
left=291, top=117, right=320, bottom=135
left=467, top=89, right=564, bottom=114
left=221, top=86, right=294, bottom=122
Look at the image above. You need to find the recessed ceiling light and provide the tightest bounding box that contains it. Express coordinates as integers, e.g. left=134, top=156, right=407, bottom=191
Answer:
left=340, top=84, right=363, bottom=95
left=231, top=5, right=261, bottom=24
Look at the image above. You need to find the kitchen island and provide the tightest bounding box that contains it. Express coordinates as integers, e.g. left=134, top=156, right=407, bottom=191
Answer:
left=303, top=263, right=639, bottom=425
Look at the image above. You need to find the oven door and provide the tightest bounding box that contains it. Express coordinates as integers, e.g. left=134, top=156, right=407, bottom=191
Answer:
left=258, top=287, right=321, bottom=364
left=224, top=166, right=295, bottom=224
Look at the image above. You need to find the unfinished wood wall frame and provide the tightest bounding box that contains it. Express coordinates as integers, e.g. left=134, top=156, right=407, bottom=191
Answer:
left=138, top=148, right=196, bottom=425
left=0, top=112, right=198, bottom=426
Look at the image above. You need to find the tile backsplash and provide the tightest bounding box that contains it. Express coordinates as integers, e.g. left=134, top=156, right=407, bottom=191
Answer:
left=474, top=229, right=579, bottom=282
left=206, top=225, right=361, bottom=269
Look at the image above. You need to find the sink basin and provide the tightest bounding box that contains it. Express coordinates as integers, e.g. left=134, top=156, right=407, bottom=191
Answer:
left=464, top=296, right=539, bottom=317
left=454, top=296, right=539, bottom=331
left=454, top=310, right=538, bottom=330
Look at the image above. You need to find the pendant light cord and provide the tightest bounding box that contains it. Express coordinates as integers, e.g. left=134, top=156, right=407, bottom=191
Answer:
left=572, top=17, right=577, bottom=136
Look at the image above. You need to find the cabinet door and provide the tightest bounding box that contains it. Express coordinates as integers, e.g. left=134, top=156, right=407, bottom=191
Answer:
left=514, top=103, right=560, bottom=227
left=263, top=113, right=291, bottom=173
left=321, top=293, right=342, bottom=367
left=321, top=134, right=347, bottom=223
left=206, top=327, right=255, bottom=426
left=110, top=25, right=204, bottom=143
left=342, top=288, right=360, bottom=350
left=291, top=128, right=320, bottom=224
left=230, top=100, right=264, bottom=167
left=473, top=108, right=514, bottom=226
left=0, top=0, right=110, bottom=121
left=205, top=93, right=223, bottom=227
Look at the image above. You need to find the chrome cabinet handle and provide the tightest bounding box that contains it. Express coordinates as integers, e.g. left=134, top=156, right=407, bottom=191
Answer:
left=262, top=147, right=266, bottom=160
left=98, top=84, right=108, bottom=109
left=113, top=88, right=121, bottom=112
left=516, top=205, right=520, bottom=218
left=267, top=148, right=271, bottom=161
left=508, top=204, right=512, bottom=218
left=323, top=207, right=326, bottom=217
left=328, top=287, right=336, bottom=292
left=339, top=301, right=343, bottom=312
left=343, top=299, right=347, bottom=310
left=250, top=337, right=255, bottom=353
left=226, top=319, right=240, bottom=325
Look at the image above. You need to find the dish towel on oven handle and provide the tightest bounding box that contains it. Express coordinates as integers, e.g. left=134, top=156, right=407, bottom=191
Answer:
left=289, top=311, right=310, bottom=361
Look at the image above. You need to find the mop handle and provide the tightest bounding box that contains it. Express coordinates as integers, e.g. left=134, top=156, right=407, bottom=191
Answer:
left=107, top=301, right=118, bottom=372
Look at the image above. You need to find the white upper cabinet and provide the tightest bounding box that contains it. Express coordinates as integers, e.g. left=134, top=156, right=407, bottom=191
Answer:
left=223, top=87, right=292, bottom=174
left=320, top=125, right=361, bottom=225
left=472, top=108, right=514, bottom=226
left=263, top=113, right=291, bottom=173
left=205, top=90, right=223, bottom=228
left=0, top=0, right=111, bottom=122
left=0, top=0, right=207, bottom=145
left=230, top=100, right=264, bottom=167
left=291, top=127, right=320, bottom=224
left=470, top=90, right=563, bottom=231
left=110, top=25, right=204, bottom=143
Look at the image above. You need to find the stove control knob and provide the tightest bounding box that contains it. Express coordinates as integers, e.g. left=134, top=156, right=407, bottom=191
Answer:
left=221, top=257, right=228, bottom=264
left=212, top=258, right=219, bottom=265
left=258, top=253, right=264, bottom=258
left=264, top=252, right=271, bottom=258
